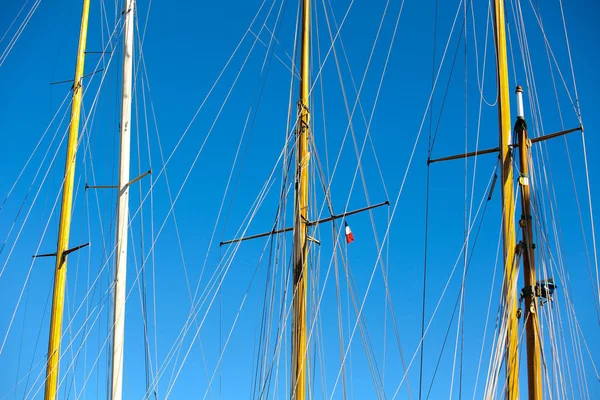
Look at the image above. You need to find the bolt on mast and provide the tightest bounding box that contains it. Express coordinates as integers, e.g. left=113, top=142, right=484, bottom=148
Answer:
left=291, top=0, right=311, bottom=398
left=515, top=85, right=543, bottom=400
left=44, top=1, right=91, bottom=398
left=110, top=1, right=135, bottom=399
left=492, top=0, right=520, bottom=398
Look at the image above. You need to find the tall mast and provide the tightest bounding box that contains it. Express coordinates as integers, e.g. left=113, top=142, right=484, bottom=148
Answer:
left=515, top=85, right=542, bottom=399
left=291, top=0, right=310, bottom=398
left=110, top=1, right=135, bottom=399
left=44, top=1, right=91, bottom=398
left=492, top=0, right=519, bottom=398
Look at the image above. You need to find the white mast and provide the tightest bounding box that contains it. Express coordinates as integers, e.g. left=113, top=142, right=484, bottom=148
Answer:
left=110, top=1, right=135, bottom=399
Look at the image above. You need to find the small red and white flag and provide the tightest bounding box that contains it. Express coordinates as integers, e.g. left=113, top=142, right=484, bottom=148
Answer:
left=345, top=222, right=355, bottom=244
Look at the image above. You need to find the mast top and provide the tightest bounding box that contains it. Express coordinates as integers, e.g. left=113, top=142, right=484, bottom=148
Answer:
left=516, top=85, right=525, bottom=120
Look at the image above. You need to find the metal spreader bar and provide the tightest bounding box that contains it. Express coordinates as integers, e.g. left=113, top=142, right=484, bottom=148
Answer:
left=427, top=125, right=582, bottom=165
left=127, top=169, right=152, bottom=187
left=428, top=147, right=500, bottom=165
left=220, top=200, right=390, bottom=246
left=85, top=169, right=152, bottom=190
left=50, top=68, right=106, bottom=86
left=33, top=242, right=90, bottom=259
left=86, top=184, right=118, bottom=190
left=529, top=126, right=582, bottom=144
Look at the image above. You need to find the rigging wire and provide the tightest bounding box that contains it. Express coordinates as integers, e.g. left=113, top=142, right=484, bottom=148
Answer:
left=252, top=2, right=300, bottom=397
left=308, top=0, right=471, bottom=397
left=3, top=0, right=598, bottom=398
left=134, top=46, right=154, bottom=400
left=0, top=89, right=71, bottom=217
left=0, top=91, right=72, bottom=264
left=556, top=0, right=600, bottom=330
left=420, top=0, right=439, bottom=394
left=62, top=173, right=88, bottom=399
left=278, top=0, right=420, bottom=396
left=521, top=2, right=594, bottom=394
left=423, top=166, right=497, bottom=399
left=418, top=2, right=484, bottom=393
left=539, top=2, right=600, bottom=327
left=0, top=5, right=124, bottom=340
left=142, top=126, right=297, bottom=397
left=507, top=1, right=598, bottom=396
left=2, top=17, right=126, bottom=398
left=151, top=0, right=390, bottom=394
left=157, top=159, right=287, bottom=398
left=453, top=3, right=469, bottom=397
left=315, top=0, right=409, bottom=396
left=393, top=153, right=504, bottom=399
left=132, top=14, right=217, bottom=397
left=8, top=29, right=281, bottom=393
left=0, top=283, right=51, bottom=400
left=11, top=0, right=394, bottom=394
left=157, top=1, right=293, bottom=392
left=0, top=0, right=30, bottom=45
left=0, top=0, right=41, bottom=68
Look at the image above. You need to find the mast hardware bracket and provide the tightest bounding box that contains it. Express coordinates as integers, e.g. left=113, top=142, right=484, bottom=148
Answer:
left=519, top=278, right=556, bottom=305
left=297, top=100, right=309, bottom=112
left=427, top=126, right=582, bottom=165
left=33, top=242, right=90, bottom=261
left=85, top=169, right=152, bottom=190
left=520, top=285, right=538, bottom=300
left=220, top=200, right=390, bottom=246
left=85, top=184, right=118, bottom=190
left=487, top=173, right=498, bottom=201
left=126, top=169, right=152, bottom=187
left=519, top=214, right=532, bottom=227
left=50, top=68, right=106, bottom=87
left=516, top=308, right=523, bottom=319
left=516, top=240, right=536, bottom=255
left=307, top=236, right=321, bottom=245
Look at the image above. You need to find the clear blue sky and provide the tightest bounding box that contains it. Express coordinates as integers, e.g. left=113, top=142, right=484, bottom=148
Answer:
left=0, top=0, right=598, bottom=398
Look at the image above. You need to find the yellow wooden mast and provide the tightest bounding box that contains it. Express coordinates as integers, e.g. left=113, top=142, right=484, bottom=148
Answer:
left=492, top=0, right=519, bottom=398
left=515, top=85, right=543, bottom=400
left=44, top=1, right=90, bottom=399
left=291, top=0, right=310, bottom=398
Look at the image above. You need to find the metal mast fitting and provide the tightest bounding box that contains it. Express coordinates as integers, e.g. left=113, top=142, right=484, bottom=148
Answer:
left=515, top=85, right=525, bottom=119
left=44, top=1, right=90, bottom=399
